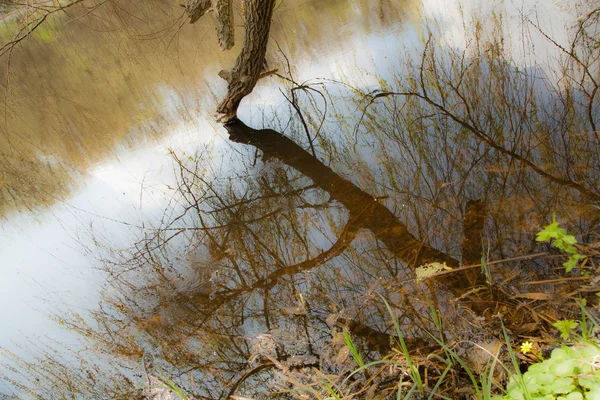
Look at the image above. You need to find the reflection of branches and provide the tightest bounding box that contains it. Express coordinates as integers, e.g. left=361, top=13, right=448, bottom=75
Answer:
left=527, top=16, right=599, bottom=144
left=207, top=183, right=319, bottom=214
left=0, top=0, right=109, bottom=58
left=274, top=44, right=330, bottom=157
left=350, top=25, right=600, bottom=210
left=358, top=86, right=600, bottom=202
left=226, top=361, right=275, bottom=399
left=223, top=118, right=490, bottom=295
left=148, top=216, right=361, bottom=329
left=249, top=217, right=360, bottom=291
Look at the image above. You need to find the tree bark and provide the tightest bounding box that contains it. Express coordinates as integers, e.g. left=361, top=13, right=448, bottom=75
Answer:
left=184, top=0, right=211, bottom=23
left=184, top=0, right=275, bottom=120
left=214, top=0, right=234, bottom=51
left=217, top=0, right=276, bottom=121
left=184, top=0, right=234, bottom=50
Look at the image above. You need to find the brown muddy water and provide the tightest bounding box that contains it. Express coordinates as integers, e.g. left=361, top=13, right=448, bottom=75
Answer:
left=0, top=0, right=598, bottom=398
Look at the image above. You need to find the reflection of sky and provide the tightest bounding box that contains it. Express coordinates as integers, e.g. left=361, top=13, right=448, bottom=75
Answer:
left=422, top=0, right=569, bottom=72
left=0, top=115, right=225, bottom=350
left=0, top=0, right=575, bottom=383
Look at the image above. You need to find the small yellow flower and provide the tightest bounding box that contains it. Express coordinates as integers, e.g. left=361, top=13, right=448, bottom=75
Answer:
left=520, top=341, right=534, bottom=354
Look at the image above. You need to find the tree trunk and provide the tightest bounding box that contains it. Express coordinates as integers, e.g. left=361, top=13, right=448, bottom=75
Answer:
left=184, top=0, right=276, bottom=119
left=217, top=0, right=276, bottom=121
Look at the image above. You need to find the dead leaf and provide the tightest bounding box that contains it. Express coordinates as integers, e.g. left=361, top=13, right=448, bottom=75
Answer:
left=335, top=346, right=350, bottom=365
left=366, top=383, right=379, bottom=399
left=280, top=306, right=306, bottom=316
left=514, top=322, right=539, bottom=335
left=465, top=341, right=503, bottom=374
left=515, top=292, right=551, bottom=301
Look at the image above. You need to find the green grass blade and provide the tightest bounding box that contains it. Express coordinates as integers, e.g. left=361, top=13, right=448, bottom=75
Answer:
left=341, top=359, right=397, bottom=386
left=425, top=332, right=482, bottom=399
left=156, top=365, right=188, bottom=400
left=378, top=294, right=424, bottom=394
left=343, top=328, right=364, bottom=367
left=427, top=361, right=452, bottom=400
left=501, top=322, right=531, bottom=400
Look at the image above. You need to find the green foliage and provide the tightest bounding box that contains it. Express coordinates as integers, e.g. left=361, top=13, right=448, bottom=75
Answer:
left=553, top=320, right=580, bottom=341
left=536, top=214, right=585, bottom=272
left=494, top=344, right=600, bottom=400
left=578, top=300, right=600, bottom=341
left=378, top=294, right=425, bottom=397
left=342, top=329, right=364, bottom=368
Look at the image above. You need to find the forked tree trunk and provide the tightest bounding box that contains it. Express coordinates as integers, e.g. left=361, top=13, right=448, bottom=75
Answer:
left=223, top=119, right=465, bottom=278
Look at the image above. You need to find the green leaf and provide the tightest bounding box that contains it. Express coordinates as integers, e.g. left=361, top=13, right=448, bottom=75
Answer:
left=560, top=392, right=583, bottom=400
left=553, top=359, right=577, bottom=377
left=342, top=329, right=364, bottom=367
left=536, top=231, right=554, bottom=242
left=564, top=254, right=585, bottom=272
left=553, top=320, right=579, bottom=340
left=548, top=377, right=575, bottom=394
left=562, top=244, right=578, bottom=254
left=563, top=257, right=578, bottom=272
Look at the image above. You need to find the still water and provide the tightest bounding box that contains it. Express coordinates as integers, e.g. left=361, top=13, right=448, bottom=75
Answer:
left=0, top=0, right=417, bottom=349
left=0, top=0, right=597, bottom=398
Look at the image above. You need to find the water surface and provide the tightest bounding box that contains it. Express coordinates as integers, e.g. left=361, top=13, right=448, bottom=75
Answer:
left=1, top=0, right=597, bottom=398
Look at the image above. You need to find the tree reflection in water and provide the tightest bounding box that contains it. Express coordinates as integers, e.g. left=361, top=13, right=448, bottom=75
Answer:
left=2, top=5, right=600, bottom=399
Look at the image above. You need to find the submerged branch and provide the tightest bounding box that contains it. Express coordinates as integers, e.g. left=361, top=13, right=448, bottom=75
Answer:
left=461, top=199, right=487, bottom=280
left=332, top=316, right=436, bottom=354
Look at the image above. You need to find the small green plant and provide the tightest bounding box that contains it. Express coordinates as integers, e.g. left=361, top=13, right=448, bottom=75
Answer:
left=156, top=367, right=189, bottom=400
left=536, top=213, right=585, bottom=272
left=494, top=343, right=600, bottom=400
left=496, top=300, right=600, bottom=400
left=553, top=320, right=580, bottom=340
left=577, top=299, right=600, bottom=341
